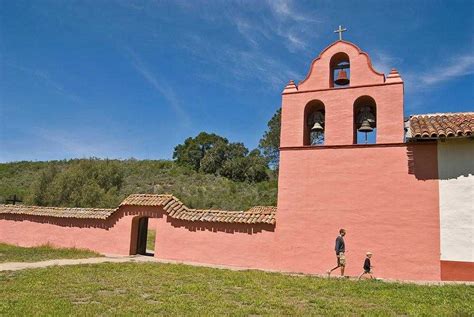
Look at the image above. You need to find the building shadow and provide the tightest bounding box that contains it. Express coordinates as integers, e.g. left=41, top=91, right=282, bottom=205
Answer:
left=407, top=141, right=473, bottom=180
left=406, top=143, right=438, bottom=180
left=167, top=217, right=275, bottom=234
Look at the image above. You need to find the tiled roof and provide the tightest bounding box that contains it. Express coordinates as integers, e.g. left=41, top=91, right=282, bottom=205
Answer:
left=408, top=112, right=474, bottom=140
left=0, top=194, right=277, bottom=225
left=120, top=194, right=174, bottom=206
left=121, top=194, right=277, bottom=224
left=0, top=205, right=116, bottom=219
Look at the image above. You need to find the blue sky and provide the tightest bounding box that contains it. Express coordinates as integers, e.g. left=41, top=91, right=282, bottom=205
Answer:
left=1, top=0, right=473, bottom=162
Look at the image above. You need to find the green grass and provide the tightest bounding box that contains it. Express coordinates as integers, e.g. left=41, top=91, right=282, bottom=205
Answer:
left=147, top=229, right=156, bottom=251
left=0, top=243, right=101, bottom=263
left=0, top=262, right=472, bottom=316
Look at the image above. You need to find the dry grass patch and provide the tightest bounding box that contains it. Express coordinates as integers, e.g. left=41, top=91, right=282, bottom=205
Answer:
left=0, top=243, right=101, bottom=263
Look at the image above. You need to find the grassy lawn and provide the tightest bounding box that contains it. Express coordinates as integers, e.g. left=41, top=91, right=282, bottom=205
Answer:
left=0, top=243, right=101, bottom=263
left=0, top=262, right=472, bottom=316
left=147, top=229, right=156, bottom=251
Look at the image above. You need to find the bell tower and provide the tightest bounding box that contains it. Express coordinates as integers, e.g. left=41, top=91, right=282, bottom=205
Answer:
left=280, top=29, right=404, bottom=147
left=275, top=30, right=443, bottom=280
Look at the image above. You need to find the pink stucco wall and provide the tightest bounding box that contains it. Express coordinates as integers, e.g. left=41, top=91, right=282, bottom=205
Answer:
left=0, top=206, right=277, bottom=269
left=275, top=143, right=440, bottom=280
left=0, top=207, right=159, bottom=255
left=281, top=83, right=404, bottom=146
left=154, top=218, right=276, bottom=269
left=0, top=214, right=132, bottom=255
left=298, top=41, right=385, bottom=90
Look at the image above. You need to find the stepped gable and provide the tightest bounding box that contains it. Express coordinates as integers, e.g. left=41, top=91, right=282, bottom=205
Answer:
left=0, top=194, right=277, bottom=224
left=407, top=112, right=474, bottom=140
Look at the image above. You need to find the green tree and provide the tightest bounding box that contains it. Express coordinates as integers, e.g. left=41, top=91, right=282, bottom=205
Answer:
left=259, top=108, right=281, bottom=169
left=200, top=140, right=228, bottom=174
left=244, top=149, right=269, bottom=182
left=174, top=132, right=269, bottom=182
left=29, top=159, right=124, bottom=208
left=173, top=132, right=228, bottom=171
left=30, top=165, right=59, bottom=206
left=220, top=157, right=249, bottom=182
left=220, top=149, right=268, bottom=182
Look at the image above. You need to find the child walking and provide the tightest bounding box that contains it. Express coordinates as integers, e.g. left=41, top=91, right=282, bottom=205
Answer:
left=358, top=252, right=374, bottom=280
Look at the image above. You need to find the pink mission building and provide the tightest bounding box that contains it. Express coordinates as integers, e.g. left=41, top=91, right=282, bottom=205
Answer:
left=1, top=39, right=473, bottom=282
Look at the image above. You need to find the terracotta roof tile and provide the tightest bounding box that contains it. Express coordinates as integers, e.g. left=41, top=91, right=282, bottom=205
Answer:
left=0, top=194, right=276, bottom=225
left=0, top=205, right=116, bottom=219
left=408, top=112, right=474, bottom=140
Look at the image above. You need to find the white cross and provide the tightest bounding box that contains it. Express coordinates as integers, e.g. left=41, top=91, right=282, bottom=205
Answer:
left=334, top=25, right=347, bottom=41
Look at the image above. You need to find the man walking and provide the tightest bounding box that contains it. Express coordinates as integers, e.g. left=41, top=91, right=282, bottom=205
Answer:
left=327, top=229, right=346, bottom=277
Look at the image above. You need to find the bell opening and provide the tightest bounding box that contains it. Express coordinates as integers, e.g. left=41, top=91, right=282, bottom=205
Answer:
left=304, top=100, right=326, bottom=146
left=330, top=52, right=350, bottom=88
left=354, top=96, right=377, bottom=145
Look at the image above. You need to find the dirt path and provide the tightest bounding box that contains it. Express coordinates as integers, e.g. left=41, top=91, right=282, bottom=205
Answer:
left=1, top=256, right=472, bottom=286
left=0, top=255, right=157, bottom=272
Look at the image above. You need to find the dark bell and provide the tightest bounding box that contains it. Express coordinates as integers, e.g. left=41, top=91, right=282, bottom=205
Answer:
left=311, top=122, right=324, bottom=132
left=335, top=69, right=349, bottom=86
left=358, top=120, right=373, bottom=133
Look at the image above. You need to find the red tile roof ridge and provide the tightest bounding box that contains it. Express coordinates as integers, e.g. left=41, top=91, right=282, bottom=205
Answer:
left=0, top=204, right=116, bottom=212
left=407, top=112, right=474, bottom=140
left=410, top=112, right=474, bottom=117
left=0, top=194, right=277, bottom=224
left=119, top=194, right=277, bottom=224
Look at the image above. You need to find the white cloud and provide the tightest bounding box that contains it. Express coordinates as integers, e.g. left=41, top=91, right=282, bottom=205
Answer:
left=6, top=63, right=85, bottom=106
left=266, top=0, right=320, bottom=23
left=402, top=53, right=474, bottom=113
left=175, top=0, right=323, bottom=89
left=421, top=54, right=474, bottom=86
left=264, top=0, right=321, bottom=52
left=180, top=34, right=300, bottom=91
left=125, top=49, right=190, bottom=126
left=370, top=51, right=403, bottom=75
left=404, top=53, right=474, bottom=94
left=175, top=1, right=319, bottom=52
left=33, top=127, right=126, bottom=158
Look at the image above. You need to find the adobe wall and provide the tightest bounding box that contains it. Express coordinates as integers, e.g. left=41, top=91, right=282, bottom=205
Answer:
left=153, top=217, right=276, bottom=269
left=0, top=206, right=277, bottom=269
left=0, top=207, right=161, bottom=255
left=275, top=143, right=441, bottom=280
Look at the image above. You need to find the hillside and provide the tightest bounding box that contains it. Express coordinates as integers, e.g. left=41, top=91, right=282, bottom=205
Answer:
left=0, top=159, right=277, bottom=210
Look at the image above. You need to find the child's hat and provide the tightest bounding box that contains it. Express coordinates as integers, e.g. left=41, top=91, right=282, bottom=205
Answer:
left=366, top=251, right=372, bottom=255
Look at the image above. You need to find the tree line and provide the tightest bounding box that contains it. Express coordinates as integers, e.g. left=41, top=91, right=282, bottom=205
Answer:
left=0, top=108, right=281, bottom=208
